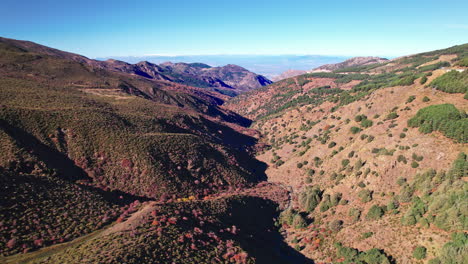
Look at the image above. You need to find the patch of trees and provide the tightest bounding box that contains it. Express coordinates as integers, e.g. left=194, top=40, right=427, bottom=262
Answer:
left=429, top=232, right=467, bottom=264
left=408, top=104, right=467, bottom=143
left=399, top=153, right=467, bottom=231
left=429, top=70, right=468, bottom=94
left=334, top=242, right=393, bottom=264
left=298, top=186, right=323, bottom=213
left=418, top=61, right=450, bottom=72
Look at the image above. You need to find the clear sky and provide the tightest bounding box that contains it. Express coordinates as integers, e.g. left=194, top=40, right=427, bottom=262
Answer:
left=1, top=0, right=467, bottom=58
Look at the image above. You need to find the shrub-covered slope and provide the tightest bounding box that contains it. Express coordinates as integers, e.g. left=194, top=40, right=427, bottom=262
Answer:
left=226, top=43, right=467, bottom=120
left=24, top=194, right=307, bottom=264
left=229, top=43, right=468, bottom=263
left=0, top=171, right=123, bottom=256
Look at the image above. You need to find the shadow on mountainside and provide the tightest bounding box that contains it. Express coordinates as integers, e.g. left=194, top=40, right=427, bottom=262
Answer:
left=0, top=120, right=89, bottom=181
left=220, top=196, right=314, bottom=264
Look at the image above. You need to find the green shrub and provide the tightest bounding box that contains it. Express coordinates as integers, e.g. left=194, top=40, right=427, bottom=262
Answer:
left=359, top=189, right=373, bottom=203
left=387, top=199, right=399, bottom=211
left=362, top=232, right=374, bottom=239
left=413, top=246, right=427, bottom=260
left=293, top=214, right=307, bottom=229
left=279, top=208, right=296, bottom=225
left=329, top=219, right=344, bottom=232
left=366, top=205, right=385, bottom=220
left=385, top=112, right=399, bottom=120
left=355, top=115, right=367, bottom=122
left=418, top=61, right=450, bottom=71
left=350, top=126, right=362, bottom=134
left=399, top=185, right=414, bottom=203
left=331, top=192, right=342, bottom=206
left=397, top=177, right=407, bottom=186
left=349, top=208, right=362, bottom=222
left=361, top=119, right=373, bottom=128
left=397, top=155, right=407, bottom=164
left=328, top=141, right=337, bottom=148
left=411, top=161, right=419, bottom=168
left=422, top=96, right=430, bottom=102
left=412, top=153, right=424, bottom=161
left=420, top=76, right=428, bottom=84
left=342, top=159, right=350, bottom=167
left=299, top=187, right=323, bottom=213
left=276, top=160, right=285, bottom=166
left=406, top=95, right=416, bottom=103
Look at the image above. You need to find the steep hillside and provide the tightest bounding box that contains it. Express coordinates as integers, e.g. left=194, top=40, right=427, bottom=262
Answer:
left=227, top=43, right=467, bottom=263
left=0, top=37, right=321, bottom=264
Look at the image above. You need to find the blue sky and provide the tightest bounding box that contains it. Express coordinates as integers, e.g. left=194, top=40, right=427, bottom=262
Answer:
left=1, top=0, right=467, bottom=58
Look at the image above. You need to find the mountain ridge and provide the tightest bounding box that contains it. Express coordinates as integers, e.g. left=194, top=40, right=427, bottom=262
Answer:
left=0, top=37, right=272, bottom=97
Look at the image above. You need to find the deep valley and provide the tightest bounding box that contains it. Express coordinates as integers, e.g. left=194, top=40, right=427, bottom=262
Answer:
left=0, top=37, right=467, bottom=264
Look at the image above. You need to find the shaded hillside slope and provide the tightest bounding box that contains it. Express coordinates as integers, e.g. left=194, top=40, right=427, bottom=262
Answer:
left=26, top=193, right=309, bottom=264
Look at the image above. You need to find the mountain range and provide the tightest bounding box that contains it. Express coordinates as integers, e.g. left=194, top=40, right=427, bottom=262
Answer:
left=96, top=54, right=350, bottom=79
left=0, top=37, right=272, bottom=96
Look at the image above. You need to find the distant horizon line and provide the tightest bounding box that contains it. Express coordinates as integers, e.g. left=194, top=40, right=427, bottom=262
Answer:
left=94, top=53, right=397, bottom=59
